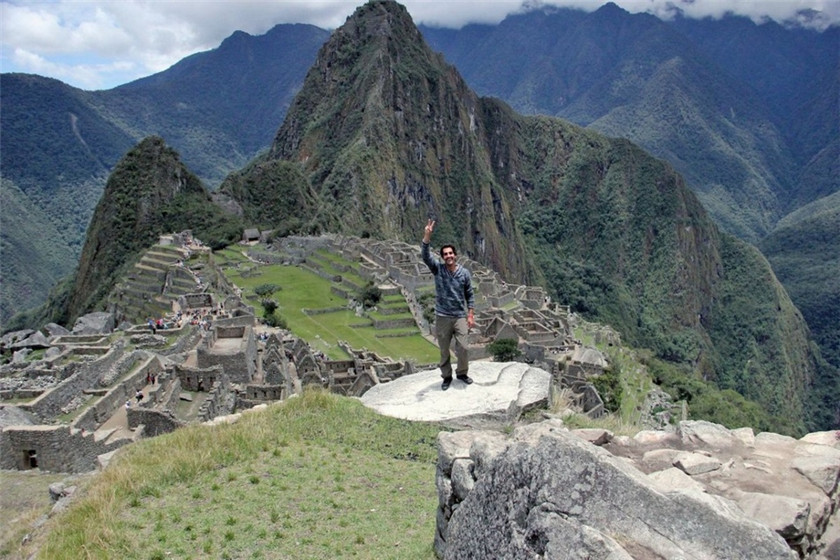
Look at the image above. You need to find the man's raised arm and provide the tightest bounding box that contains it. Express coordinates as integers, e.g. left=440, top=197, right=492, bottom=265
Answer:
left=421, top=219, right=436, bottom=271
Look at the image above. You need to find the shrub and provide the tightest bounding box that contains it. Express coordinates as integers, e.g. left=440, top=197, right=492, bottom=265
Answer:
left=261, top=299, right=278, bottom=316
left=357, top=282, right=382, bottom=309
left=418, top=292, right=436, bottom=324
left=264, top=310, right=288, bottom=329
left=487, top=338, right=522, bottom=362
left=254, top=283, right=281, bottom=298
left=592, top=366, right=623, bottom=413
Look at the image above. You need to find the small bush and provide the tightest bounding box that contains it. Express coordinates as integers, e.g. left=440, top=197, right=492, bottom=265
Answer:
left=487, top=338, right=522, bottom=362
left=418, top=292, right=436, bottom=324
left=261, top=299, right=278, bottom=316
left=264, top=310, right=288, bottom=329
left=254, top=283, right=281, bottom=298
left=357, top=282, right=382, bottom=309
left=592, top=367, right=623, bottom=413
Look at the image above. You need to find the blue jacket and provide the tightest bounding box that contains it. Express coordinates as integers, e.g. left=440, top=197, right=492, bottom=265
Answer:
left=421, top=242, right=475, bottom=318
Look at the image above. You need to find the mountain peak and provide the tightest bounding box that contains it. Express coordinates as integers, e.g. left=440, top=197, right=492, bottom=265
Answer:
left=242, top=0, right=522, bottom=275
left=65, top=136, right=239, bottom=321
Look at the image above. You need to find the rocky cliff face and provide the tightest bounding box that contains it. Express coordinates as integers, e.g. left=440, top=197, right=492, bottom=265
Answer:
left=251, top=0, right=531, bottom=281
left=436, top=421, right=840, bottom=559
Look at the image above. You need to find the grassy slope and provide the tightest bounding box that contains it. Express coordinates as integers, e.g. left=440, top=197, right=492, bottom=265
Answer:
left=22, top=391, right=446, bottom=560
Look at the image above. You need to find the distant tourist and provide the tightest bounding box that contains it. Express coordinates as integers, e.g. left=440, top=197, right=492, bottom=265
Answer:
left=135, top=390, right=143, bottom=403
left=421, top=219, right=475, bottom=391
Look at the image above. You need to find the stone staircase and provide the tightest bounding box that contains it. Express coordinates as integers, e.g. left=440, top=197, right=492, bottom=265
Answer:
left=109, top=245, right=195, bottom=322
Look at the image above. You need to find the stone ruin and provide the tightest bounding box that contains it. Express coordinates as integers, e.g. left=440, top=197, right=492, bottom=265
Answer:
left=2, top=233, right=636, bottom=474
left=273, top=234, right=615, bottom=417
left=435, top=420, right=840, bottom=559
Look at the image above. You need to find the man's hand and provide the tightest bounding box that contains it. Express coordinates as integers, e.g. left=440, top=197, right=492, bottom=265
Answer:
left=423, top=219, right=435, bottom=243
left=467, top=310, right=475, bottom=329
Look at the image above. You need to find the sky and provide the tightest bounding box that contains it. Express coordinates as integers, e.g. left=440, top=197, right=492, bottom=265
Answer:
left=1, top=0, right=837, bottom=91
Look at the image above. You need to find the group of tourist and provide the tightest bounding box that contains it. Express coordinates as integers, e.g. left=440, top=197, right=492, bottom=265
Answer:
left=146, top=316, right=179, bottom=333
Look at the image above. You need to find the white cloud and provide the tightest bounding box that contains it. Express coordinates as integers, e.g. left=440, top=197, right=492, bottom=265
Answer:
left=1, top=0, right=836, bottom=90
left=9, top=46, right=137, bottom=90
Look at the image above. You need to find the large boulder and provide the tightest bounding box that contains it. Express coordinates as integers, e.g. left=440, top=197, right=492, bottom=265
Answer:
left=436, top=420, right=840, bottom=559
left=43, top=323, right=71, bottom=337
left=10, top=330, right=51, bottom=349
left=72, top=312, right=115, bottom=335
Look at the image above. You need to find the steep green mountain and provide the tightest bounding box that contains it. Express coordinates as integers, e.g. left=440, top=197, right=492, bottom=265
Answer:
left=760, top=192, right=840, bottom=395
left=62, top=137, right=242, bottom=323
left=0, top=179, right=77, bottom=323
left=102, top=23, right=330, bottom=186
left=221, top=0, right=829, bottom=431
left=668, top=18, right=838, bottom=180
left=0, top=25, right=327, bottom=325
left=418, top=4, right=839, bottom=376
left=0, top=75, right=137, bottom=329
left=420, top=4, right=838, bottom=244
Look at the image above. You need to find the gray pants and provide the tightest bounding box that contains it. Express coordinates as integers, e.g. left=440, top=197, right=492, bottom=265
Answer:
left=436, top=315, right=469, bottom=379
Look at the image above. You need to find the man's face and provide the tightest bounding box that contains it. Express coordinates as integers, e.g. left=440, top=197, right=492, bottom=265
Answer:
left=442, top=247, right=456, bottom=266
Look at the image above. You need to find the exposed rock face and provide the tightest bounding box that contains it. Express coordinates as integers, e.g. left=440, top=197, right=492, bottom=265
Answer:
left=435, top=420, right=840, bottom=559
left=71, top=311, right=115, bottom=335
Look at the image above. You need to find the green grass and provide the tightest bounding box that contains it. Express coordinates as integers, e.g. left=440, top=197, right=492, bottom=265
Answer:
left=213, top=247, right=250, bottom=267
left=224, top=262, right=438, bottom=364
left=32, top=390, right=446, bottom=560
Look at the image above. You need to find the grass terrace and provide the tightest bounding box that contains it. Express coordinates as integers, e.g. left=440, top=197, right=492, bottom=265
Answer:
left=221, top=256, right=438, bottom=364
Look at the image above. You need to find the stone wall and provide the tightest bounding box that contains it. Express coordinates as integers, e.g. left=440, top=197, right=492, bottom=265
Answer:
left=196, top=326, right=256, bottom=384
left=179, top=293, right=214, bottom=310
left=213, top=314, right=256, bottom=329
left=157, top=324, right=202, bottom=356
left=0, top=424, right=134, bottom=473
left=73, top=355, right=163, bottom=432
left=126, top=408, right=183, bottom=437
left=20, top=344, right=129, bottom=420
left=198, top=375, right=234, bottom=421
left=174, top=364, right=224, bottom=392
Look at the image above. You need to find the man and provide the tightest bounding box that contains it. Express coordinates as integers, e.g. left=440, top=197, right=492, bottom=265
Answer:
left=421, top=219, right=475, bottom=390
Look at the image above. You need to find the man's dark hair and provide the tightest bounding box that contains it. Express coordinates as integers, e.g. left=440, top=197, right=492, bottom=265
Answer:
left=440, top=244, right=457, bottom=258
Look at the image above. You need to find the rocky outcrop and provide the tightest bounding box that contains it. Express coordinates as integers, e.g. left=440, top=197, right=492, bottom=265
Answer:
left=72, top=312, right=115, bottom=335
left=435, top=420, right=840, bottom=559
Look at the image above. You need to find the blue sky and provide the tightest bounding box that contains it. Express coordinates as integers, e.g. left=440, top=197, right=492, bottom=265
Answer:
left=1, top=0, right=837, bottom=91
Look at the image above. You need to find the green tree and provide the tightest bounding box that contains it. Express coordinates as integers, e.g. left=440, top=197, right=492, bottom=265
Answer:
left=592, top=366, right=623, bottom=413
left=487, top=338, right=522, bottom=362
left=261, top=299, right=278, bottom=317
left=357, top=282, right=382, bottom=309
left=254, top=283, right=281, bottom=298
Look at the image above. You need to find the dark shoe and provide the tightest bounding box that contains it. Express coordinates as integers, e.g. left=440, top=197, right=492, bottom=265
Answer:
left=457, top=375, right=474, bottom=385
left=441, top=378, right=452, bottom=391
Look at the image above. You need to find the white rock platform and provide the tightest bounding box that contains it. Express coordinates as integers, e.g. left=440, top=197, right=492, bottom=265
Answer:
left=359, top=361, right=550, bottom=423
